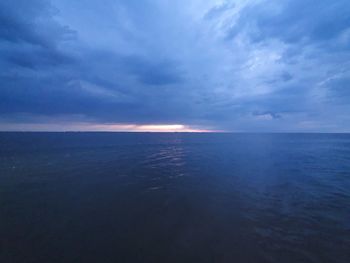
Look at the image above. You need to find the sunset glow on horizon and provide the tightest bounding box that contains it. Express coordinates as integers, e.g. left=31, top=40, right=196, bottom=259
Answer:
left=91, top=124, right=217, bottom=132
left=0, top=123, right=220, bottom=133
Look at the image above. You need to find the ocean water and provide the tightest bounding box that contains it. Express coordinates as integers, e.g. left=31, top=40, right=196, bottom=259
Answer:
left=0, top=132, right=349, bottom=263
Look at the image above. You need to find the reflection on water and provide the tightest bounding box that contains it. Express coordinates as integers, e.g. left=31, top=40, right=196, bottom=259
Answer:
left=0, top=133, right=350, bottom=263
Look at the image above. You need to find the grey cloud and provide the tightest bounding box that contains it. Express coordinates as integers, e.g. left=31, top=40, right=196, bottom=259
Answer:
left=252, top=111, right=282, bottom=120
left=204, top=2, right=235, bottom=20
left=227, top=0, right=350, bottom=48
left=122, top=56, right=183, bottom=86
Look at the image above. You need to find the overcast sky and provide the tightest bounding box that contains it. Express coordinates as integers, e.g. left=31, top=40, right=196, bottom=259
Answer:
left=1, top=0, right=350, bottom=132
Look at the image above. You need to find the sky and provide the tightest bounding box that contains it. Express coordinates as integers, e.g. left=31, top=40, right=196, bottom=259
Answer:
left=0, top=0, right=350, bottom=132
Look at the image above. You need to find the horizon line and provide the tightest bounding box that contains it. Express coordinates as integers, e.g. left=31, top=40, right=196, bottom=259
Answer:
left=0, top=131, right=349, bottom=134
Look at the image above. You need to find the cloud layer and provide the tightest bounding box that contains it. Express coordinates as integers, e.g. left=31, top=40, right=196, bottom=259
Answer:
left=1, top=0, right=350, bottom=131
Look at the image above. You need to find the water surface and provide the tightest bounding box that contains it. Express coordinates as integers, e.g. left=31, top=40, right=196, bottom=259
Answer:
left=0, top=133, right=349, bottom=262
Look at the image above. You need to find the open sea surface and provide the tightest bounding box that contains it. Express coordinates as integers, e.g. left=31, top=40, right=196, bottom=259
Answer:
left=0, top=132, right=349, bottom=263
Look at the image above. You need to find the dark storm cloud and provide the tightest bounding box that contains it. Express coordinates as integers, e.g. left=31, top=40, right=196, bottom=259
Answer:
left=0, top=0, right=75, bottom=53
left=1, top=0, right=350, bottom=131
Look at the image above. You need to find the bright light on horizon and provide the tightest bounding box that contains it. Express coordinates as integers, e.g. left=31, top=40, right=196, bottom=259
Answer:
left=82, top=123, right=217, bottom=132
left=104, top=124, right=212, bottom=132
left=0, top=123, right=221, bottom=133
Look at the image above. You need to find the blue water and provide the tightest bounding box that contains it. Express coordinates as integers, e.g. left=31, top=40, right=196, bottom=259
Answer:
left=0, top=133, right=349, bottom=263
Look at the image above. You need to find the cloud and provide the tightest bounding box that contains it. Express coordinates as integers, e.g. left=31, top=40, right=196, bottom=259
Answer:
left=226, top=0, right=350, bottom=46
left=122, top=55, right=183, bottom=86
left=1, top=0, right=350, bottom=132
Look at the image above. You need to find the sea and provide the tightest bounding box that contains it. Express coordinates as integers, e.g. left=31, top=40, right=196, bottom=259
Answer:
left=0, top=132, right=349, bottom=263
